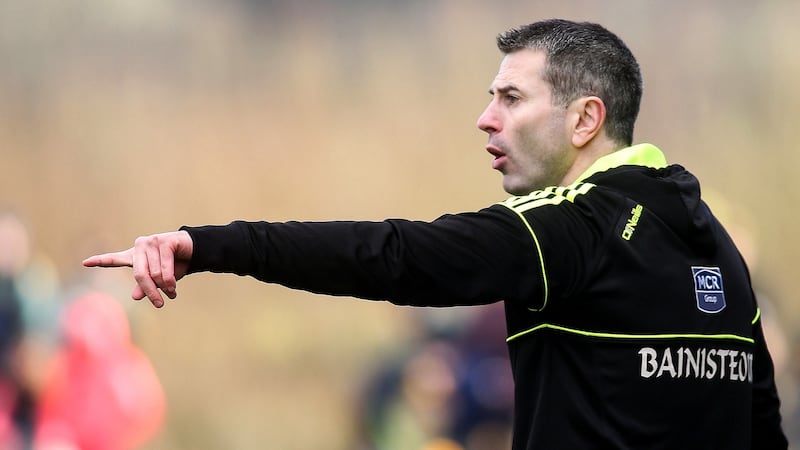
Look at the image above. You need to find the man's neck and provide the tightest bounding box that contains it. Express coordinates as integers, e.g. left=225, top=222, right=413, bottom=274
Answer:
left=559, top=138, right=620, bottom=186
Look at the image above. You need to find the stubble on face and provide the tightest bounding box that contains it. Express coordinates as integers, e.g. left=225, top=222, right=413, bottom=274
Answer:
left=503, top=106, right=572, bottom=195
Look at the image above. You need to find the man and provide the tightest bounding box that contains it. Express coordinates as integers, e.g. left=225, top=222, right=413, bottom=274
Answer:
left=84, top=19, right=788, bottom=449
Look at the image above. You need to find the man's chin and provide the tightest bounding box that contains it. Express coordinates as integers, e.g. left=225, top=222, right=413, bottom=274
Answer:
left=502, top=179, right=537, bottom=196
left=503, top=173, right=563, bottom=195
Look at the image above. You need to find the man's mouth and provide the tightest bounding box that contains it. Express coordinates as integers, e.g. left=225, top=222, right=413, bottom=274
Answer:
left=486, top=145, right=507, bottom=170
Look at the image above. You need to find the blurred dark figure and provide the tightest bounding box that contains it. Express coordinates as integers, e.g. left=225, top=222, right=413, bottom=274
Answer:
left=783, top=333, right=800, bottom=448
left=448, top=304, right=514, bottom=449
left=0, top=211, right=37, bottom=448
left=358, top=303, right=513, bottom=450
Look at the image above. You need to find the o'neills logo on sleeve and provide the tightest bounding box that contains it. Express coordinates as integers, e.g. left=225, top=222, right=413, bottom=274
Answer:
left=691, top=266, right=726, bottom=313
left=621, top=204, right=643, bottom=241
left=638, top=347, right=753, bottom=382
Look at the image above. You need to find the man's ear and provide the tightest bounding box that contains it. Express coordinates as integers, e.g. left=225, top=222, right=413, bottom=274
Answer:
left=569, top=96, right=606, bottom=148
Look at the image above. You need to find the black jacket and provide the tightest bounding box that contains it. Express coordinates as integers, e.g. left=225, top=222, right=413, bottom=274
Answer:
left=183, top=144, right=786, bottom=449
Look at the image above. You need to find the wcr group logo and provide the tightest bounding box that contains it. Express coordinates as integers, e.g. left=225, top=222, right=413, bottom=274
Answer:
left=692, top=266, right=726, bottom=313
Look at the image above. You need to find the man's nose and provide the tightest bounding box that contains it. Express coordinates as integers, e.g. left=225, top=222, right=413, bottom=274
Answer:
left=476, top=103, right=499, bottom=134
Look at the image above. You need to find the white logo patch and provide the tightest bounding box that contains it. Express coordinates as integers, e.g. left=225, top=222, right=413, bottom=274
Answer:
left=692, top=266, right=726, bottom=313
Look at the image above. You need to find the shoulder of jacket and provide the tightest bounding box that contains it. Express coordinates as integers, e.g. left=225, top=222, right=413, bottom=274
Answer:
left=497, top=181, right=597, bottom=214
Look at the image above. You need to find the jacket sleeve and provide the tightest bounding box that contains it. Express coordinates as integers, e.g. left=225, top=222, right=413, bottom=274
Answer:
left=749, top=314, right=788, bottom=449
left=180, top=205, right=544, bottom=307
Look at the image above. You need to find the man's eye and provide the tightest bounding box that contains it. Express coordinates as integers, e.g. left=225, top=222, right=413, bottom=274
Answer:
left=505, top=96, right=519, bottom=105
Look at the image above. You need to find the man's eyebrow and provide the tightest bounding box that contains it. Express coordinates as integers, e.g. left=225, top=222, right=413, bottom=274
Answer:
left=488, top=84, right=522, bottom=95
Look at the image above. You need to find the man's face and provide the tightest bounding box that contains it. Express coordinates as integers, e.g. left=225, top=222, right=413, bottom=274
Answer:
left=477, top=49, right=574, bottom=195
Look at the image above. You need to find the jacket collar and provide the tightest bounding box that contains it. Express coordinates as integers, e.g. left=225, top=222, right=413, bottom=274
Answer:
left=576, top=143, right=668, bottom=182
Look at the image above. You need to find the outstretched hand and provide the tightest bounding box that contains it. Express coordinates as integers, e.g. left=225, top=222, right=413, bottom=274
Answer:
left=83, top=230, right=194, bottom=308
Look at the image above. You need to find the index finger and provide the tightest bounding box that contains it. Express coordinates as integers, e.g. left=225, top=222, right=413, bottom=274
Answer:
left=82, top=249, right=134, bottom=268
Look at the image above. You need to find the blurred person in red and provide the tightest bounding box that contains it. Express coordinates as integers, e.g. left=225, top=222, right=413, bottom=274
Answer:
left=34, top=292, right=165, bottom=450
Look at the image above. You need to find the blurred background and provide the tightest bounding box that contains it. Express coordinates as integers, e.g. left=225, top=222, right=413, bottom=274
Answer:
left=1, top=0, right=798, bottom=448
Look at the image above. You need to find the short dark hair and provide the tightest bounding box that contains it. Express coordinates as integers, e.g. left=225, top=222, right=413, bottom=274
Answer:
left=497, top=19, right=642, bottom=146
